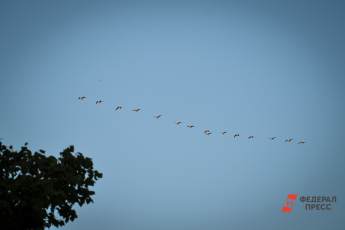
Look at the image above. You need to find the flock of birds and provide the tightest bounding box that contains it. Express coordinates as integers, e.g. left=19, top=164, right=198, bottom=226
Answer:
left=77, top=96, right=306, bottom=144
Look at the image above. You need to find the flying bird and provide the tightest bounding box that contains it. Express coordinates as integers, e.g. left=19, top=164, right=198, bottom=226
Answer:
left=115, top=106, right=123, bottom=111
left=187, top=124, right=195, bottom=128
left=270, top=137, right=277, bottom=140
left=78, top=96, right=86, bottom=100
left=132, top=108, right=141, bottom=112
left=234, top=133, right=240, bottom=138
left=298, top=140, right=306, bottom=144
left=285, top=138, right=293, bottom=143
left=176, top=121, right=182, bottom=125
left=96, top=100, right=104, bottom=104
left=248, top=136, right=254, bottom=139
left=222, top=131, right=227, bottom=135
left=204, top=130, right=211, bottom=135
left=154, top=114, right=162, bottom=119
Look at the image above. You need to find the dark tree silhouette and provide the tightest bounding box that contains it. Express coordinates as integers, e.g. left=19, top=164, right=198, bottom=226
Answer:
left=0, top=142, right=103, bottom=230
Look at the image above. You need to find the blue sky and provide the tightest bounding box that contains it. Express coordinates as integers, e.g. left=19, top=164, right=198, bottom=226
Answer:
left=1, top=0, right=345, bottom=229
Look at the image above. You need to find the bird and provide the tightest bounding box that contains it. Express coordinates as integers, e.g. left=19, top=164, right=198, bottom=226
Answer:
left=248, top=136, right=254, bottom=139
left=204, top=129, right=211, bottom=135
left=96, top=100, right=104, bottom=104
left=221, top=131, right=227, bottom=135
left=132, top=108, right=141, bottom=112
left=234, top=133, right=240, bottom=138
left=176, top=121, right=182, bottom=125
left=285, top=138, right=293, bottom=143
left=154, top=114, right=162, bottom=119
left=298, top=140, right=306, bottom=144
left=187, top=124, right=195, bottom=128
left=269, top=137, right=277, bottom=140
left=115, top=106, right=123, bottom=111
left=78, top=96, right=86, bottom=100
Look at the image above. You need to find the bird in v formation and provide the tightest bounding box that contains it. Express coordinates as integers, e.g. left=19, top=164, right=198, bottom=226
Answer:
left=77, top=96, right=305, bottom=144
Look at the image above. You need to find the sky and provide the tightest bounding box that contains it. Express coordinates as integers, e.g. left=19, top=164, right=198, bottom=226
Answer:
left=1, top=0, right=345, bottom=229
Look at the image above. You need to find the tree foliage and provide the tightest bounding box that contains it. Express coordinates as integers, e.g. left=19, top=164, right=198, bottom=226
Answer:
left=0, top=142, right=103, bottom=229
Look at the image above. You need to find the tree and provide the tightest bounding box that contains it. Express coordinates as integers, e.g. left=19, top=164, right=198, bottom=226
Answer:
left=0, top=142, right=103, bottom=230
